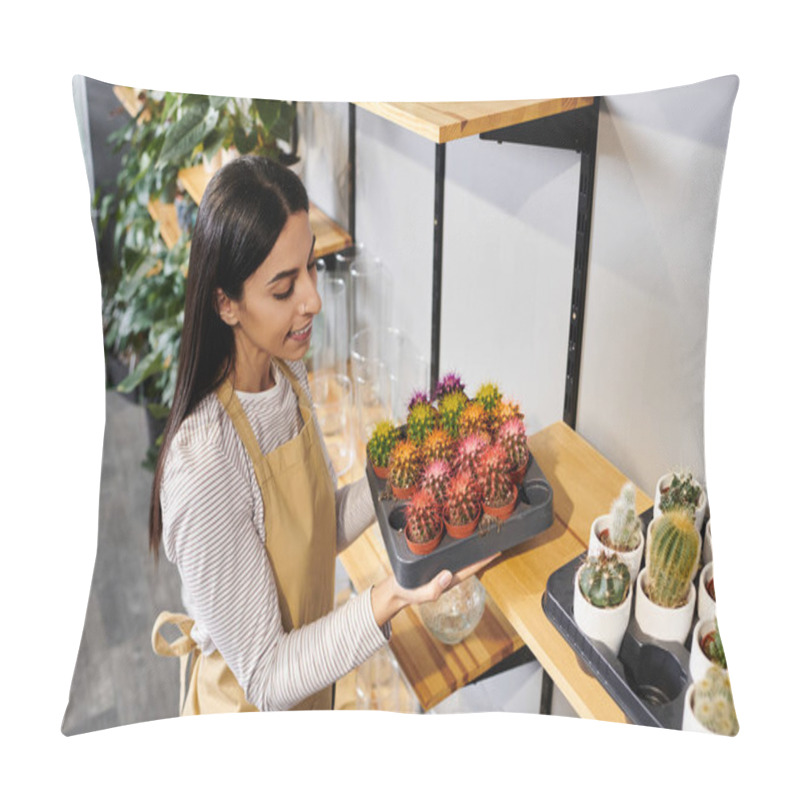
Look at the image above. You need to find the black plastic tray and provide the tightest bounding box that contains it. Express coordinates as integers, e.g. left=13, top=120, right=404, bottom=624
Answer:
left=542, top=507, right=707, bottom=729
left=367, top=454, right=554, bottom=589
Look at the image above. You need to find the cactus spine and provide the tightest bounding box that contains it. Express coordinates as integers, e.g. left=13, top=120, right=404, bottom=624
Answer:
left=475, top=382, right=502, bottom=415
left=389, top=440, right=421, bottom=490
left=453, top=431, right=491, bottom=477
left=406, top=401, right=439, bottom=445
left=645, top=508, right=700, bottom=608
left=478, top=443, right=514, bottom=507
left=366, top=420, right=399, bottom=469
left=579, top=553, right=631, bottom=609
left=444, top=471, right=482, bottom=525
left=434, top=371, right=466, bottom=400
left=438, top=391, right=467, bottom=439
left=420, top=459, right=452, bottom=503
left=607, top=482, right=642, bottom=552
left=405, top=488, right=442, bottom=544
left=422, top=428, right=455, bottom=466
left=692, top=665, right=738, bottom=736
left=458, top=401, right=490, bottom=438
left=496, top=417, right=528, bottom=471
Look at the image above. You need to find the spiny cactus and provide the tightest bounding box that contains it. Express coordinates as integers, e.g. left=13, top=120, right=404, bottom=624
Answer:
left=437, top=391, right=467, bottom=439
left=475, top=382, right=502, bottom=414
left=389, top=439, right=422, bottom=490
left=496, top=417, right=528, bottom=471
left=606, top=482, right=643, bottom=552
left=452, top=431, right=491, bottom=477
left=444, top=471, right=482, bottom=525
left=405, top=488, right=443, bottom=544
left=478, top=443, right=515, bottom=507
left=422, top=428, right=455, bottom=465
left=659, top=470, right=702, bottom=520
left=434, top=371, right=466, bottom=400
left=692, top=665, right=738, bottom=736
left=579, top=553, right=631, bottom=609
left=645, top=508, right=700, bottom=608
left=366, top=420, right=400, bottom=469
left=420, top=459, right=452, bottom=503
left=458, top=401, right=490, bottom=438
left=493, top=398, right=524, bottom=429
left=701, top=619, right=727, bottom=669
left=407, top=389, right=429, bottom=413
left=406, top=400, right=439, bottom=445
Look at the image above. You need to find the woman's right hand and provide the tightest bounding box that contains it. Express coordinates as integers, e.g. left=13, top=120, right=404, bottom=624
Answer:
left=369, top=552, right=500, bottom=629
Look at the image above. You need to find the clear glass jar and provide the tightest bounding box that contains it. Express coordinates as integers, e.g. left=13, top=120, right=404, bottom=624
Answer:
left=418, top=576, right=486, bottom=645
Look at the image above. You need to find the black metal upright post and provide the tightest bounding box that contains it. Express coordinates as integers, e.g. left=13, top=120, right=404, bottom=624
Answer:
left=431, top=142, right=446, bottom=391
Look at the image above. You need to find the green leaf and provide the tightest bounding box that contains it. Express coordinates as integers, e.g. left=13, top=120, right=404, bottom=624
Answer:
left=233, top=125, right=258, bottom=154
left=157, top=100, right=213, bottom=166
left=116, top=350, right=163, bottom=393
left=253, top=99, right=279, bottom=130
left=146, top=402, right=171, bottom=420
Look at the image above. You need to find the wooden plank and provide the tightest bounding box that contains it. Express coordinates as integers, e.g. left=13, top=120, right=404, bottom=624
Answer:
left=146, top=199, right=180, bottom=249
left=356, top=98, right=595, bottom=144
left=179, top=164, right=351, bottom=258
left=113, top=85, right=147, bottom=120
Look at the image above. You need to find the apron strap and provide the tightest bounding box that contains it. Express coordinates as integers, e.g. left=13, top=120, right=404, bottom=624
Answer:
left=152, top=611, right=200, bottom=716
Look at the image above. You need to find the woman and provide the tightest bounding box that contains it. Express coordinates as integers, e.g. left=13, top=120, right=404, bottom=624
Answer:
left=150, top=155, right=493, bottom=714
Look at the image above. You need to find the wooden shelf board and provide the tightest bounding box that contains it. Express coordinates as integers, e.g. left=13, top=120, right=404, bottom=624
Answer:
left=147, top=199, right=180, bottom=249
left=356, top=98, right=595, bottom=144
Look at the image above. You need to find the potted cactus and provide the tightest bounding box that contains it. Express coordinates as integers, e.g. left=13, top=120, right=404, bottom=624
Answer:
left=478, top=443, right=517, bottom=521
left=496, top=417, right=530, bottom=484
left=452, top=431, right=491, bottom=477
left=682, top=664, right=739, bottom=736
left=689, top=616, right=727, bottom=682
left=634, top=508, right=700, bottom=643
left=406, top=399, right=439, bottom=446
left=654, top=469, right=708, bottom=534
left=443, top=471, right=482, bottom=539
left=419, top=459, right=452, bottom=504
left=697, top=561, right=716, bottom=621
left=458, top=401, right=491, bottom=438
left=421, top=427, right=455, bottom=466
left=573, top=553, right=633, bottom=655
left=588, top=482, right=645, bottom=585
left=389, top=439, right=422, bottom=500
left=366, top=419, right=399, bottom=480
left=404, top=488, right=444, bottom=555
left=474, top=381, right=502, bottom=428
left=436, top=391, right=467, bottom=439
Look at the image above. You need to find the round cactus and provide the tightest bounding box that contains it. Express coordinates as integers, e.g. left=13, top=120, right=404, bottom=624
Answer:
left=366, top=420, right=400, bottom=469
left=606, top=482, right=642, bottom=552
left=389, top=439, right=422, bottom=490
left=422, top=428, right=455, bottom=466
left=452, top=431, right=491, bottom=477
left=478, top=443, right=514, bottom=507
left=444, top=470, right=482, bottom=525
left=437, top=391, right=467, bottom=439
left=492, top=398, right=524, bottom=429
left=404, top=488, right=443, bottom=544
left=420, top=459, right=452, bottom=503
left=434, top=371, right=466, bottom=400
left=692, top=665, right=738, bottom=736
left=458, top=401, right=490, bottom=438
left=406, top=401, right=439, bottom=445
left=475, top=382, right=502, bottom=414
left=645, top=508, right=700, bottom=608
left=578, top=553, right=631, bottom=609
left=701, top=620, right=727, bottom=669
left=496, top=417, right=528, bottom=471
left=659, top=470, right=702, bottom=520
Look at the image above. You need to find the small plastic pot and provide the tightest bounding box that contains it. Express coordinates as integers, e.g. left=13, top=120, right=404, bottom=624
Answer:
left=482, top=485, right=518, bottom=521
left=405, top=521, right=444, bottom=555
left=443, top=511, right=480, bottom=539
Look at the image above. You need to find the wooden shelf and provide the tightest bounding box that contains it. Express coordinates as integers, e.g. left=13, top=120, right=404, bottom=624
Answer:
left=356, top=98, right=595, bottom=144
left=146, top=198, right=180, bottom=249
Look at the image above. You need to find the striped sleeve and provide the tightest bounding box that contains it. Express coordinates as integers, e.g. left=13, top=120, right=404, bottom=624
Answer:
left=161, top=417, right=389, bottom=712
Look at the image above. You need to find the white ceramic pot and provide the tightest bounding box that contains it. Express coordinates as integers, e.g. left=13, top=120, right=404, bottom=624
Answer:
left=653, top=472, right=708, bottom=534
left=588, top=514, right=645, bottom=586
left=573, top=563, right=633, bottom=656
left=689, top=617, right=721, bottom=683
left=702, top=519, right=713, bottom=566
left=682, top=683, right=713, bottom=734
left=697, top=562, right=716, bottom=622
left=634, top=568, right=696, bottom=644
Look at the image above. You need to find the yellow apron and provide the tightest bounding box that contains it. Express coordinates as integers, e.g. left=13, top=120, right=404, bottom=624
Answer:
left=152, top=359, right=337, bottom=713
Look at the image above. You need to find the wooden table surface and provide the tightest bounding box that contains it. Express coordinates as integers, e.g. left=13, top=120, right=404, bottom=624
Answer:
left=356, top=98, right=595, bottom=144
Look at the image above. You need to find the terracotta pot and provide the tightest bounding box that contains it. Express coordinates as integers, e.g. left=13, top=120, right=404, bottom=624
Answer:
left=482, top=484, right=518, bottom=521
left=444, top=512, right=480, bottom=539
left=392, top=482, right=416, bottom=500
left=405, top=521, right=444, bottom=555
left=371, top=459, right=390, bottom=480
left=509, top=452, right=531, bottom=484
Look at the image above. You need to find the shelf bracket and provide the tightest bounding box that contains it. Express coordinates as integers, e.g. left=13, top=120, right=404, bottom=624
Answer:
left=480, top=99, right=600, bottom=430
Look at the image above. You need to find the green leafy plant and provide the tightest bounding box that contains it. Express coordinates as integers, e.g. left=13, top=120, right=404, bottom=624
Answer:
left=579, top=553, right=631, bottom=609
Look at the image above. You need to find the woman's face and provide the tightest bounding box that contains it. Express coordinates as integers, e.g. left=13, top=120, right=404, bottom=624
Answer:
left=217, top=211, right=321, bottom=379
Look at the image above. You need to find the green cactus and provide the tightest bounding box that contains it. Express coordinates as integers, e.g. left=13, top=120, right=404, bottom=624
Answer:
left=406, top=401, right=439, bottom=445
left=366, top=420, right=400, bottom=469
left=389, top=440, right=422, bottom=490
left=405, top=488, right=443, bottom=544
left=645, top=508, right=700, bottom=608
left=579, top=553, right=631, bottom=609
left=444, top=470, right=482, bottom=525
left=475, top=382, right=502, bottom=414
left=659, top=470, right=702, bottom=520
left=606, top=482, right=642, bottom=552
left=419, top=459, right=452, bottom=503
left=438, top=391, right=467, bottom=439
left=692, top=665, right=738, bottom=736
left=701, top=619, right=727, bottom=669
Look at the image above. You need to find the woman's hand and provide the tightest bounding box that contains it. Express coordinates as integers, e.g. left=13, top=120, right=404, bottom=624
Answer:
left=369, top=552, right=501, bottom=629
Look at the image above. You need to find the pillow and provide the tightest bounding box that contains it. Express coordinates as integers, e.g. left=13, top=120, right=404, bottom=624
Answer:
left=64, top=76, right=738, bottom=737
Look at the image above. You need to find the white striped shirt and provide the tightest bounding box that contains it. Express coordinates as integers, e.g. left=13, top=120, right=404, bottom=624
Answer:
left=161, top=359, right=389, bottom=711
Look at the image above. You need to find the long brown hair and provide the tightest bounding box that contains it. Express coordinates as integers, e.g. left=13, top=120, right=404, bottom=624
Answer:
left=149, top=156, right=309, bottom=558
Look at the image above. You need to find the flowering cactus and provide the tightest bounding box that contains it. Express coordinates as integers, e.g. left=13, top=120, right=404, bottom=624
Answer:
left=452, top=431, right=491, bottom=477
left=404, top=488, right=443, bottom=544
left=422, top=428, right=455, bottom=465
left=437, top=391, right=467, bottom=438
left=366, top=420, right=400, bottom=469
left=692, top=665, right=738, bottom=736
left=606, top=482, right=642, bottom=552
left=475, top=382, right=502, bottom=414
left=434, top=371, right=466, bottom=400
left=579, top=553, right=631, bottom=609
left=645, top=508, right=700, bottom=608
left=420, top=459, right=452, bottom=503
left=406, top=400, right=439, bottom=446
left=389, top=440, right=422, bottom=491
left=444, top=471, right=482, bottom=526
left=458, top=401, right=490, bottom=438
left=478, top=443, right=515, bottom=507
left=496, top=417, right=528, bottom=471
